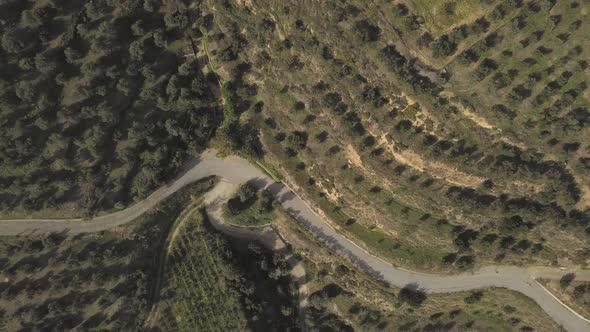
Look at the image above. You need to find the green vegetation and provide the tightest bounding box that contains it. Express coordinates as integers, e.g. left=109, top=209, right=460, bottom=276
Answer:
left=539, top=277, right=590, bottom=320
left=0, top=175, right=300, bottom=331
left=2, top=0, right=588, bottom=274
left=199, top=0, right=590, bottom=272
left=309, top=285, right=555, bottom=331
left=223, top=182, right=277, bottom=226
left=152, top=210, right=298, bottom=331
left=391, top=0, right=526, bottom=67
left=446, top=0, right=589, bottom=176
left=273, top=198, right=561, bottom=331
left=0, top=177, right=216, bottom=331
left=0, top=0, right=222, bottom=217
left=410, top=0, right=500, bottom=35
left=2, top=0, right=590, bottom=329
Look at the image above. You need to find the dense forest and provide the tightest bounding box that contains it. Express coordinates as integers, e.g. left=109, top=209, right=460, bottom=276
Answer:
left=0, top=0, right=221, bottom=216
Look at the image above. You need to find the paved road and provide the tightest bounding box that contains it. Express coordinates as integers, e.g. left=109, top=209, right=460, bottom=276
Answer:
left=203, top=181, right=309, bottom=330
left=1, top=149, right=590, bottom=331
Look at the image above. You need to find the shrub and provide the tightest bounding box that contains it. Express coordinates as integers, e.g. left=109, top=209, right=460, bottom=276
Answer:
left=238, top=182, right=257, bottom=203
left=287, top=131, right=308, bottom=150
left=560, top=273, right=575, bottom=289
left=431, top=35, right=457, bottom=58
left=455, top=255, right=475, bottom=269
left=475, top=58, right=498, bottom=80
left=464, top=291, right=483, bottom=304
left=509, top=84, right=532, bottom=101
left=573, top=284, right=587, bottom=299
left=354, top=20, right=381, bottom=42
left=399, top=285, right=427, bottom=306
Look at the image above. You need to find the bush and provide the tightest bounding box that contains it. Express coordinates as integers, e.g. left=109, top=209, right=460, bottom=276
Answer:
left=455, top=255, right=475, bottom=269
left=464, top=291, right=483, bottom=304
left=380, top=45, right=441, bottom=96
left=431, top=35, right=457, bottom=58
left=509, top=84, right=532, bottom=101
left=259, top=190, right=274, bottom=213
left=287, top=131, right=308, bottom=150
left=454, top=229, right=479, bottom=249
left=442, top=252, right=457, bottom=264
left=573, top=284, right=587, bottom=299
left=560, top=273, right=575, bottom=289
left=354, top=20, right=381, bottom=42
left=475, top=58, right=498, bottom=80
left=399, top=285, right=427, bottom=306
left=238, top=182, right=257, bottom=203
left=491, top=104, right=516, bottom=119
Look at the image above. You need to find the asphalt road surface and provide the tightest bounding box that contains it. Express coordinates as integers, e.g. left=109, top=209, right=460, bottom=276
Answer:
left=1, top=149, right=589, bottom=331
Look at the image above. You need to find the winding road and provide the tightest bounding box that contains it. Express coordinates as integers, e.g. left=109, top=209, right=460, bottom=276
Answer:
left=1, top=149, right=590, bottom=331
left=203, top=181, right=309, bottom=329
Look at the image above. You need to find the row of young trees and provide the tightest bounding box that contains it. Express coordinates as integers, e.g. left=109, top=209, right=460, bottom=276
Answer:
left=393, top=0, right=525, bottom=59
left=159, top=210, right=298, bottom=331
left=452, top=0, right=589, bottom=178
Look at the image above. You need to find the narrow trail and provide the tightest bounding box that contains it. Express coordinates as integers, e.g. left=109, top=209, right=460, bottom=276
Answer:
left=1, top=149, right=589, bottom=331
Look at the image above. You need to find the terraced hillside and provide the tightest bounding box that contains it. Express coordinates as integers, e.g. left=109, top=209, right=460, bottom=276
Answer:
left=201, top=0, right=590, bottom=272
left=1, top=0, right=590, bottom=330
left=2, top=0, right=587, bottom=273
